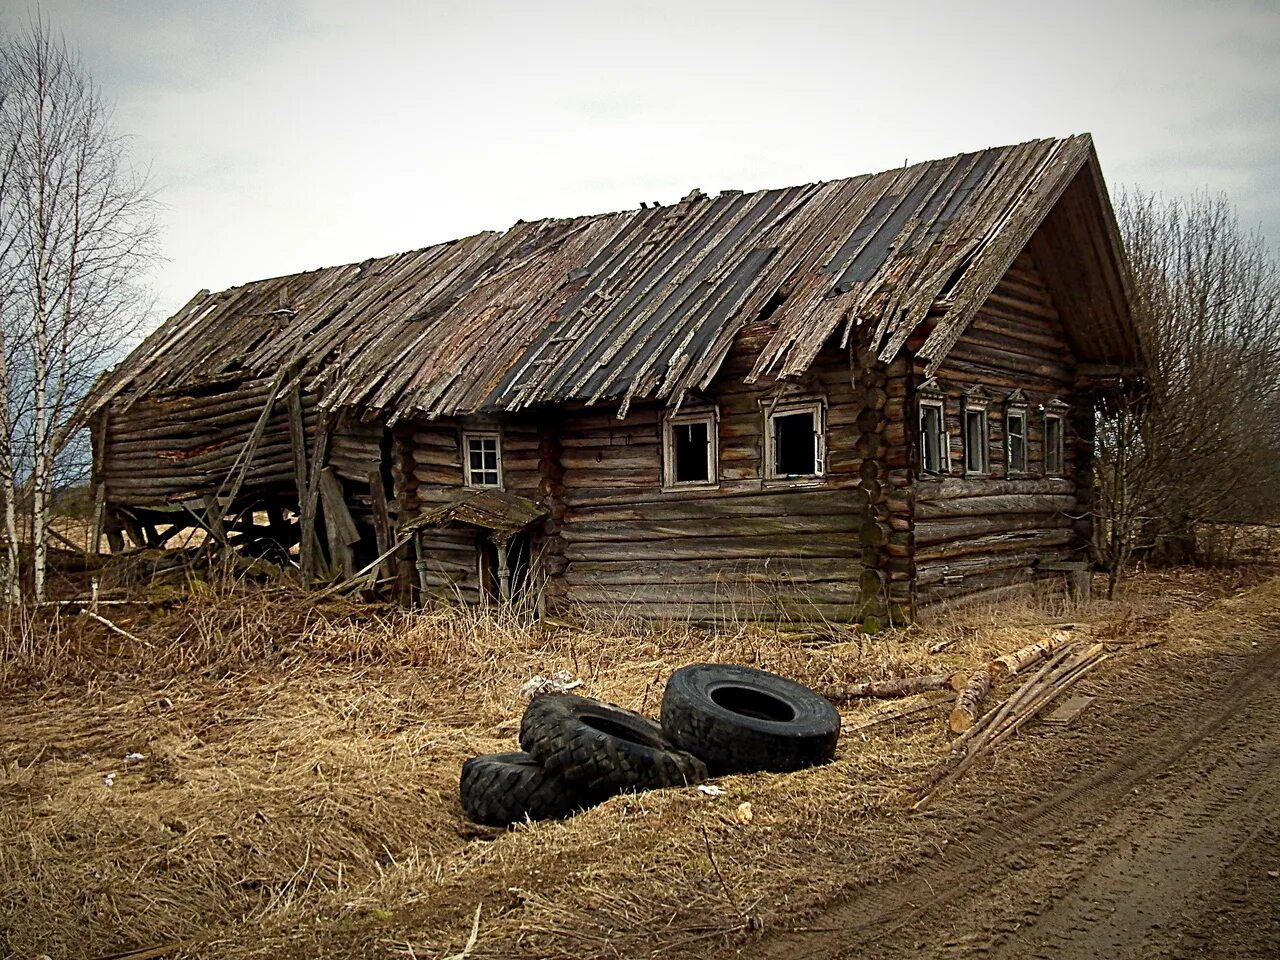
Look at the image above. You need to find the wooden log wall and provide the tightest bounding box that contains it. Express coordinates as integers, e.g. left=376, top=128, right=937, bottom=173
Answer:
left=552, top=326, right=868, bottom=623
left=909, top=249, right=1085, bottom=614
left=399, top=418, right=544, bottom=605
left=99, top=377, right=318, bottom=508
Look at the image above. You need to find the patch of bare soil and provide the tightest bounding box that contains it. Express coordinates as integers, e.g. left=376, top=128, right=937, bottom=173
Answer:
left=746, top=613, right=1280, bottom=959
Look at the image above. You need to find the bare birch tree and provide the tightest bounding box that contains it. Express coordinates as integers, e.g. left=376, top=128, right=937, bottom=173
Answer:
left=1094, top=189, right=1280, bottom=593
left=0, top=17, right=155, bottom=600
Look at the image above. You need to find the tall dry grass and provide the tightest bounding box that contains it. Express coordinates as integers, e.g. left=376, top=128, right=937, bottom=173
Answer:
left=0, top=563, right=1275, bottom=958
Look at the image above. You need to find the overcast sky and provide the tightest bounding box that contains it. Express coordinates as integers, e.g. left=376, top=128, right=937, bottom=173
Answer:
left=16, top=0, right=1280, bottom=324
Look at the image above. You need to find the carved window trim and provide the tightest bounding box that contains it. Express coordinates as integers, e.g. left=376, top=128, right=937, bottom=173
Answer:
left=962, top=391, right=990, bottom=476
left=1005, top=389, right=1029, bottom=477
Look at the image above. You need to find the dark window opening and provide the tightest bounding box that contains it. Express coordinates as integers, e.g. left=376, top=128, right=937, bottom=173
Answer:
left=672, top=420, right=711, bottom=484
left=921, top=404, right=945, bottom=473
left=773, top=410, right=819, bottom=477
left=1006, top=411, right=1027, bottom=474
left=964, top=409, right=988, bottom=474
left=1045, top=415, right=1064, bottom=475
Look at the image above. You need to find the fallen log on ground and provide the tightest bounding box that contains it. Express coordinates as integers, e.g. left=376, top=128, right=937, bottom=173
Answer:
left=822, top=672, right=963, bottom=702
left=949, top=667, right=995, bottom=733
left=989, top=630, right=1072, bottom=679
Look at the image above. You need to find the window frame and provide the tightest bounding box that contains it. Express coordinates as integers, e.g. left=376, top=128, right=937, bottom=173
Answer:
left=1005, top=405, right=1028, bottom=476
left=1043, top=405, right=1066, bottom=477
left=662, top=407, right=720, bottom=490
left=919, top=397, right=949, bottom=476
left=763, top=398, right=826, bottom=482
left=962, top=399, right=990, bottom=476
left=462, top=430, right=504, bottom=489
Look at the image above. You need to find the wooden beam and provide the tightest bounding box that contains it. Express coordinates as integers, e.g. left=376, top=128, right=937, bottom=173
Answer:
left=368, top=469, right=392, bottom=580
left=201, top=494, right=228, bottom=546
left=88, top=408, right=110, bottom=557
left=318, top=467, right=358, bottom=579
left=494, top=535, right=511, bottom=602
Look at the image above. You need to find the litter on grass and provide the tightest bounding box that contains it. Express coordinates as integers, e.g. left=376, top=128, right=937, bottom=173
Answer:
left=517, top=671, right=583, bottom=698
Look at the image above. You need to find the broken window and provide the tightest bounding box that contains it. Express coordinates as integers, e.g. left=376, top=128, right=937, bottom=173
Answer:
left=766, top=401, right=824, bottom=480
left=1006, top=408, right=1027, bottom=474
left=464, top=432, right=502, bottom=487
left=1044, top=412, right=1065, bottom=476
left=963, top=406, right=989, bottom=475
left=920, top=400, right=948, bottom=474
left=663, top=411, right=717, bottom=487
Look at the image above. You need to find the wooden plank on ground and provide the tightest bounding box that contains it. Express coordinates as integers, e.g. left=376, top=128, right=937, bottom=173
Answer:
left=1041, top=694, right=1095, bottom=726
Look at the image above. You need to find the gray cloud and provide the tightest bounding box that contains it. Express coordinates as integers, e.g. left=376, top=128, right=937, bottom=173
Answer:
left=12, top=0, right=1280, bottom=323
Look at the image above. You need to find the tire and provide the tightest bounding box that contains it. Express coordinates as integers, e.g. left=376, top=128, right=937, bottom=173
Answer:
left=519, top=694, right=707, bottom=794
left=661, top=664, right=840, bottom=774
left=459, top=751, right=599, bottom=826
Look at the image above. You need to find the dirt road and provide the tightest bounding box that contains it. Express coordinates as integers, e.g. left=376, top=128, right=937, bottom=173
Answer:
left=755, top=631, right=1280, bottom=959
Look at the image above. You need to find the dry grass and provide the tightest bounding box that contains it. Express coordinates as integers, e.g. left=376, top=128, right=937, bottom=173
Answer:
left=0, top=562, right=1276, bottom=959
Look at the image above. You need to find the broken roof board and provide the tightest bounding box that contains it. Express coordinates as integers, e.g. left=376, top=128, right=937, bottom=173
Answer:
left=85, top=135, right=1135, bottom=425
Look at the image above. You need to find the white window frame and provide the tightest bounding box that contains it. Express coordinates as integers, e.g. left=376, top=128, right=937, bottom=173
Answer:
left=662, top=408, right=719, bottom=490
left=919, top=398, right=949, bottom=475
left=462, top=430, right=503, bottom=488
left=1043, top=409, right=1066, bottom=477
left=962, top=401, right=989, bottom=476
left=764, top=399, right=826, bottom=481
left=1005, top=406, right=1028, bottom=476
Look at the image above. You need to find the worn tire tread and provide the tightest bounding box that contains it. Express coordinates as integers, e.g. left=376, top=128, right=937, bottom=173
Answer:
left=520, top=695, right=707, bottom=794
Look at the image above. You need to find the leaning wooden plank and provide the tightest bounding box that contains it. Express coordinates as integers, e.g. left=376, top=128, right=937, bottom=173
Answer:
left=200, top=494, right=228, bottom=546
left=368, top=469, right=393, bottom=578
left=914, top=646, right=1079, bottom=809
left=984, top=647, right=1107, bottom=751
left=318, top=467, right=358, bottom=579
left=286, top=387, right=316, bottom=580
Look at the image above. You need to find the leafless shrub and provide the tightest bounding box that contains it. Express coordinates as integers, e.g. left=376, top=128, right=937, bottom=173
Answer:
left=1095, top=189, right=1280, bottom=594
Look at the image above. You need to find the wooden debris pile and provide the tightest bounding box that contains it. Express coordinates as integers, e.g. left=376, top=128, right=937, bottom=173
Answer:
left=823, top=628, right=1110, bottom=807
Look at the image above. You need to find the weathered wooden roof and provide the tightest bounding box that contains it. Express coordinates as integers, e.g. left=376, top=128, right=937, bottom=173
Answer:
left=404, top=489, right=546, bottom=536
left=86, top=134, right=1134, bottom=424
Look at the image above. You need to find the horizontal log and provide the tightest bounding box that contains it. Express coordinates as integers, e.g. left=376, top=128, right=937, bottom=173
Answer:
left=570, top=489, right=853, bottom=524
left=563, top=513, right=862, bottom=543
left=915, top=494, right=1078, bottom=520
left=565, top=556, right=856, bottom=580
left=561, top=597, right=860, bottom=623
left=563, top=532, right=862, bottom=563
left=915, top=528, right=1075, bottom=564
left=914, top=548, right=1071, bottom=587
left=915, top=513, right=1074, bottom=548
left=914, top=477, right=1075, bottom=502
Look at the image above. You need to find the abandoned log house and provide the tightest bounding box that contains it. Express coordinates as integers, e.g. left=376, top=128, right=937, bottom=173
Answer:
left=81, top=134, right=1139, bottom=621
